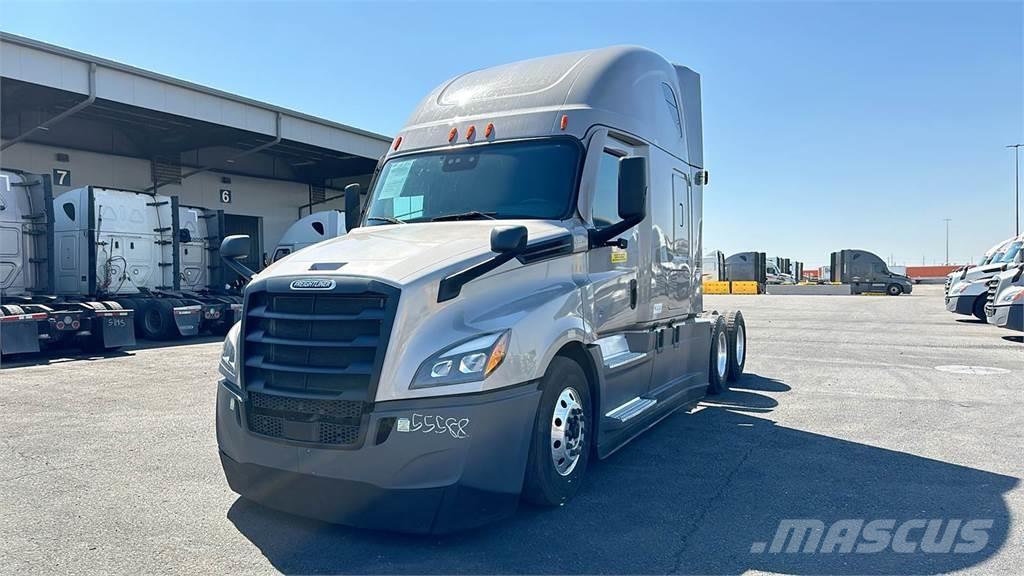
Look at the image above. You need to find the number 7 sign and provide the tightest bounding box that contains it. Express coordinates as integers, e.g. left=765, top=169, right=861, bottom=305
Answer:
left=52, top=168, right=71, bottom=187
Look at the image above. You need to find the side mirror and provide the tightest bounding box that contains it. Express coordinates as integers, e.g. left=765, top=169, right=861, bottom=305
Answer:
left=219, top=234, right=255, bottom=281
left=490, top=225, right=528, bottom=254
left=344, top=183, right=361, bottom=232
left=617, top=156, right=647, bottom=221
left=220, top=235, right=250, bottom=260
left=589, top=156, right=647, bottom=248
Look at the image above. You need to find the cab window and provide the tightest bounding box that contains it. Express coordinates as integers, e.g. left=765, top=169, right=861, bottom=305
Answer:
left=592, top=151, right=621, bottom=229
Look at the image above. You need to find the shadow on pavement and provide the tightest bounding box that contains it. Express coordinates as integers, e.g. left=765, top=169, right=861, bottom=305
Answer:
left=227, top=374, right=1016, bottom=575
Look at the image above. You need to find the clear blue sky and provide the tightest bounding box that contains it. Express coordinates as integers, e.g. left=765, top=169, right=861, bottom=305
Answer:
left=2, top=1, right=1021, bottom=266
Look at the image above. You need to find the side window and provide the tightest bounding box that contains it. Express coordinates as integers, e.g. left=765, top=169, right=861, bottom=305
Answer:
left=592, top=151, right=621, bottom=229
left=62, top=202, right=76, bottom=221
left=662, top=83, right=682, bottom=136
left=272, top=248, right=291, bottom=262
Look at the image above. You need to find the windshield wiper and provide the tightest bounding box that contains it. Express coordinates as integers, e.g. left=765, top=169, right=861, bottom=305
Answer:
left=367, top=216, right=407, bottom=225
left=431, top=211, right=497, bottom=222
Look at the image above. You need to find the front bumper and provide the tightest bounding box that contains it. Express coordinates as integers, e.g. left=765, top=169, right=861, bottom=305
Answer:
left=992, top=303, right=1024, bottom=331
left=217, top=381, right=542, bottom=533
left=945, top=294, right=976, bottom=315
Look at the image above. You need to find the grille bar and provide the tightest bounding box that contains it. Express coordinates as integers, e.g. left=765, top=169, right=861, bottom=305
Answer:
left=239, top=278, right=399, bottom=448
left=245, top=330, right=379, bottom=348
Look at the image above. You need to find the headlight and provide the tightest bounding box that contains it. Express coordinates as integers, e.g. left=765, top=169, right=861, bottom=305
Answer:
left=219, top=322, right=241, bottom=383
left=1001, top=288, right=1024, bottom=303
left=411, top=330, right=510, bottom=389
left=949, top=281, right=968, bottom=296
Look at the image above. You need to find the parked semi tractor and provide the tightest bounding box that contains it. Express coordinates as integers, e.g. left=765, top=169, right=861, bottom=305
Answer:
left=1, top=170, right=134, bottom=355
left=829, top=249, right=913, bottom=295
left=984, top=261, right=1024, bottom=332
left=944, top=238, right=1013, bottom=296
left=270, top=210, right=346, bottom=263
left=724, top=251, right=767, bottom=289
left=50, top=184, right=243, bottom=339
left=215, top=46, right=749, bottom=533
left=947, top=235, right=1023, bottom=320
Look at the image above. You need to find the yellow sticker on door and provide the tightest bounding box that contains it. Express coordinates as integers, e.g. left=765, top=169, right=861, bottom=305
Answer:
left=611, top=248, right=628, bottom=264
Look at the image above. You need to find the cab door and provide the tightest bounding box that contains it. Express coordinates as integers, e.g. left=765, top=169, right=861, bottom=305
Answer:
left=587, top=138, right=641, bottom=336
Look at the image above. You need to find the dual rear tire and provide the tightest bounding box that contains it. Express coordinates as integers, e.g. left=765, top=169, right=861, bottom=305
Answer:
left=708, top=310, right=746, bottom=394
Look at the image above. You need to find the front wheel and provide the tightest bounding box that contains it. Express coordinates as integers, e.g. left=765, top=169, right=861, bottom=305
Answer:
left=886, top=284, right=903, bottom=296
left=972, top=295, right=987, bottom=321
left=522, top=357, right=591, bottom=507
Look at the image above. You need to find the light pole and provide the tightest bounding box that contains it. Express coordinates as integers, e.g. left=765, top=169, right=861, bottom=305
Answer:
left=944, top=218, right=952, bottom=265
left=1009, top=144, right=1022, bottom=236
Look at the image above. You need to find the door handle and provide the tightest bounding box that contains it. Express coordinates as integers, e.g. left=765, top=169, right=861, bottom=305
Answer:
left=629, top=279, right=638, bottom=309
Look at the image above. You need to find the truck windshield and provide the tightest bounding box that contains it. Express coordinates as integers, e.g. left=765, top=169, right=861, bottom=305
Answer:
left=995, top=241, right=1022, bottom=263
left=364, top=140, right=580, bottom=224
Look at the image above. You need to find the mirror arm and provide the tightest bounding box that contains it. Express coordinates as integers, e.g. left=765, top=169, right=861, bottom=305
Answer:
left=588, top=216, right=641, bottom=249
left=438, top=250, right=521, bottom=303
left=221, top=257, right=255, bottom=282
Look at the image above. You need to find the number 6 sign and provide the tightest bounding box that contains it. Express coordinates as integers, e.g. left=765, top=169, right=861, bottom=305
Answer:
left=220, top=189, right=232, bottom=204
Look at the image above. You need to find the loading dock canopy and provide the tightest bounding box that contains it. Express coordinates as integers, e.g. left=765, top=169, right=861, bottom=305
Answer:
left=0, top=32, right=389, bottom=185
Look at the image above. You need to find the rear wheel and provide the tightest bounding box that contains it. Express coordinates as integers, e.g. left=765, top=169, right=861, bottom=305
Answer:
left=972, top=295, right=987, bottom=321
left=523, top=357, right=591, bottom=507
left=139, top=299, right=176, bottom=340
left=725, top=310, right=746, bottom=382
left=886, top=284, right=902, bottom=296
left=707, top=315, right=729, bottom=394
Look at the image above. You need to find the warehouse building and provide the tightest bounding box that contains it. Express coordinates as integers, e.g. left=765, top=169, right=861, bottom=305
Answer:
left=0, top=32, right=390, bottom=268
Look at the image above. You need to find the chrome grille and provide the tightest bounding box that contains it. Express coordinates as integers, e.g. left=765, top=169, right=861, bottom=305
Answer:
left=984, top=277, right=999, bottom=317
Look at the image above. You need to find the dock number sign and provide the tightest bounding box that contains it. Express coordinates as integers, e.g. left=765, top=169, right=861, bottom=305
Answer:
left=52, top=169, right=71, bottom=187
left=220, top=189, right=232, bottom=204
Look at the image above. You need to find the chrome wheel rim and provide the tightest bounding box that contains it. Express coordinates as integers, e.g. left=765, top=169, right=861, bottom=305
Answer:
left=716, top=329, right=728, bottom=379
left=551, top=387, right=585, bottom=476
left=735, top=324, right=746, bottom=366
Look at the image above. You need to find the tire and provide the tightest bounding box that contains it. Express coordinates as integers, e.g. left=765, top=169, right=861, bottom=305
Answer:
left=707, top=315, right=729, bottom=394
left=886, top=284, right=902, bottom=296
left=138, top=299, right=176, bottom=340
left=725, top=310, right=746, bottom=382
left=972, top=295, right=987, bottom=321
left=522, top=357, right=592, bottom=507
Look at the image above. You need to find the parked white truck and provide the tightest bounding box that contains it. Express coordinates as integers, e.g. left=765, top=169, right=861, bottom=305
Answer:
left=215, top=47, right=748, bottom=533
left=270, top=210, right=346, bottom=263
left=984, top=261, right=1024, bottom=332
left=946, top=235, right=1023, bottom=320
left=1, top=170, right=134, bottom=355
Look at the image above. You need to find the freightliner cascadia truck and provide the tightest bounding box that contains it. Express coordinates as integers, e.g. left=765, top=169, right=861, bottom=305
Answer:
left=946, top=235, right=1022, bottom=321
left=215, top=46, right=748, bottom=533
left=829, top=249, right=913, bottom=295
left=1, top=170, right=134, bottom=355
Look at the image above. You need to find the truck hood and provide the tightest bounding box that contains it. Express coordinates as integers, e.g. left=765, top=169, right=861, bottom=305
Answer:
left=255, top=220, right=572, bottom=286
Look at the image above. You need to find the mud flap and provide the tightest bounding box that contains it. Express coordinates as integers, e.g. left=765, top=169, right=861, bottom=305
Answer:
left=172, top=306, right=202, bottom=337
left=95, top=310, right=136, bottom=348
left=1, top=317, right=43, bottom=355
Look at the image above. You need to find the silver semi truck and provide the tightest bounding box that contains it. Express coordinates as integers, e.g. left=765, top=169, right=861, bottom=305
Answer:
left=215, top=46, right=748, bottom=533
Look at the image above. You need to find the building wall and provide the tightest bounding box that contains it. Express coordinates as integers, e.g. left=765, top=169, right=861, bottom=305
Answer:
left=1, top=142, right=369, bottom=258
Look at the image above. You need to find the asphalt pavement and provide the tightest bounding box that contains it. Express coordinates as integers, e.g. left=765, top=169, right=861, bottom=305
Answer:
left=1, top=284, right=1021, bottom=574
